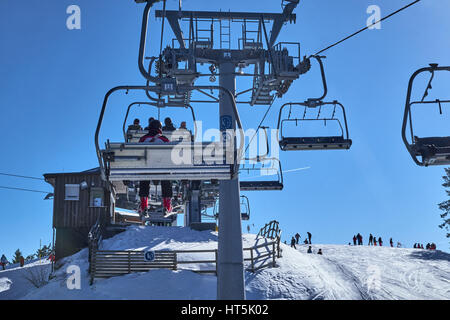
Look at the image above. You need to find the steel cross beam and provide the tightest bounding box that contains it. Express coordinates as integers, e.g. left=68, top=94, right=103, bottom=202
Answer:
left=155, top=9, right=297, bottom=49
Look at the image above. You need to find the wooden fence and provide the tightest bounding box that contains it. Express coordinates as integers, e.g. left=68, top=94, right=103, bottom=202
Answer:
left=89, top=220, right=282, bottom=284
left=90, top=237, right=281, bottom=283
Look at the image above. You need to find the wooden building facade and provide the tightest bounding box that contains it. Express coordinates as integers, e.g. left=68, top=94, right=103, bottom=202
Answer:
left=44, top=168, right=115, bottom=260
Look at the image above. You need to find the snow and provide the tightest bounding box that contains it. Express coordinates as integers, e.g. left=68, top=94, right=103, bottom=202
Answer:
left=0, top=226, right=449, bottom=300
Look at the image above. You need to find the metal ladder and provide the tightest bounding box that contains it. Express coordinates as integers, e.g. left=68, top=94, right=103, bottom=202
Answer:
left=220, top=15, right=231, bottom=49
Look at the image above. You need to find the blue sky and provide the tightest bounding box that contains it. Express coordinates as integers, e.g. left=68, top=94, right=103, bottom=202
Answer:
left=0, top=0, right=449, bottom=259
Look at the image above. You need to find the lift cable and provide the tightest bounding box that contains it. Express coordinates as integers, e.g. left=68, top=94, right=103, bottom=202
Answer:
left=0, top=172, right=45, bottom=181
left=244, top=102, right=274, bottom=154
left=0, top=186, right=51, bottom=194
left=313, top=0, right=421, bottom=56
left=244, top=1, right=421, bottom=156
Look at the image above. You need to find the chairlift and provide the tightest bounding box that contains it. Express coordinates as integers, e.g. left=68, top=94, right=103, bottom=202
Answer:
left=95, top=85, right=244, bottom=182
left=239, top=127, right=284, bottom=190
left=211, top=195, right=251, bottom=221
left=239, top=158, right=284, bottom=191
left=240, top=195, right=250, bottom=221
left=276, top=55, right=352, bottom=151
left=402, top=64, right=450, bottom=166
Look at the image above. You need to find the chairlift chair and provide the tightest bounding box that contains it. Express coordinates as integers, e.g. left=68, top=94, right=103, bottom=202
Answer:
left=239, top=158, right=284, bottom=191
left=276, top=55, right=352, bottom=151
left=277, top=100, right=352, bottom=151
left=96, top=85, right=244, bottom=183
left=240, top=195, right=250, bottom=221
left=402, top=64, right=450, bottom=166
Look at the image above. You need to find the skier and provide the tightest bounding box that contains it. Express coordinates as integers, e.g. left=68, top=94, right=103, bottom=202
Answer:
left=138, top=120, right=173, bottom=214
left=0, top=254, right=8, bottom=270
left=369, top=234, right=374, bottom=246
left=426, top=243, right=430, bottom=250
left=374, top=237, right=377, bottom=246
left=317, top=249, right=323, bottom=255
left=162, top=117, right=176, bottom=132
left=295, top=233, right=301, bottom=244
left=378, top=237, right=383, bottom=246
left=290, top=237, right=297, bottom=249
left=413, top=243, right=417, bottom=248
left=390, top=238, right=394, bottom=247
left=127, top=118, right=143, bottom=131
left=353, top=235, right=357, bottom=246
left=359, top=234, right=363, bottom=245
left=19, top=256, right=24, bottom=267
left=307, top=246, right=313, bottom=253
left=304, top=239, right=308, bottom=244
left=307, top=232, right=312, bottom=244
left=144, top=117, right=155, bottom=130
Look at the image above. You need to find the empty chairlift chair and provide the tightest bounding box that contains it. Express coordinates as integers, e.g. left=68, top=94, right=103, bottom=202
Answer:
left=276, top=55, right=352, bottom=151
left=402, top=64, right=450, bottom=166
left=239, top=158, right=284, bottom=191
left=240, top=195, right=250, bottom=221
left=277, top=100, right=352, bottom=151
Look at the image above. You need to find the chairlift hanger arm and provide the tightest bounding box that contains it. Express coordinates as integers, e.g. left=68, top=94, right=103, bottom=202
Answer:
left=138, top=0, right=164, bottom=83
left=401, top=64, right=450, bottom=166
left=307, top=55, right=328, bottom=103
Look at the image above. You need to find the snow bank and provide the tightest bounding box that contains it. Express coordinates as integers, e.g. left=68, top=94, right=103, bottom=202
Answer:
left=0, top=226, right=448, bottom=300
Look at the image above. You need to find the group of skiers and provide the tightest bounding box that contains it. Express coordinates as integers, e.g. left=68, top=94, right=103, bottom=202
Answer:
left=0, top=254, right=25, bottom=270
left=351, top=234, right=397, bottom=247
left=127, top=117, right=190, bottom=134
left=414, top=243, right=437, bottom=250
left=286, top=234, right=323, bottom=255
left=289, top=232, right=312, bottom=249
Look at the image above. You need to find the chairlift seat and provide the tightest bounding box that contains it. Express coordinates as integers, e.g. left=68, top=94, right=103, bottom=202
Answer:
left=279, top=136, right=352, bottom=151
left=240, top=181, right=284, bottom=191
left=413, top=136, right=450, bottom=166
left=104, top=141, right=233, bottom=181
left=241, top=213, right=250, bottom=221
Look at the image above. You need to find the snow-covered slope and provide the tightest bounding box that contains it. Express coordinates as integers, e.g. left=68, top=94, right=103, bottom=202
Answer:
left=1, top=226, right=449, bottom=300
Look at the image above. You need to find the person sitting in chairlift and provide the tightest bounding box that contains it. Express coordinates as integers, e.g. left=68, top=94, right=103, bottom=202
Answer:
left=162, top=117, right=176, bottom=132
left=127, top=118, right=143, bottom=131
left=144, top=117, right=155, bottom=130
left=179, top=121, right=193, bottom=141
left=138, top=120, right=173, bottom=214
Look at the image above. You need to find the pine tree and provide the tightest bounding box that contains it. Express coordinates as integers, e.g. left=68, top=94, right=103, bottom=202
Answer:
left=25, top=254, right=35, bottom=261
left=12, top=249, right=22, bottom=264
left=438, top=168, right=450, bottom=240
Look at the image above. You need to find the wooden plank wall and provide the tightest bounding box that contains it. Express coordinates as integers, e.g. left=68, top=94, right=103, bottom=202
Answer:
left=53, top=173, right=112, bottom=228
